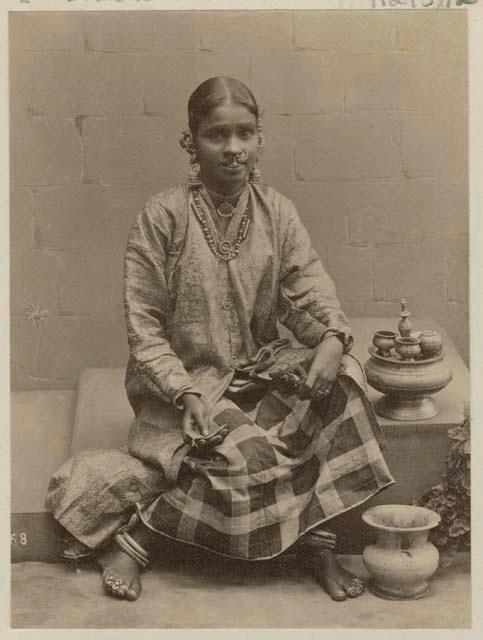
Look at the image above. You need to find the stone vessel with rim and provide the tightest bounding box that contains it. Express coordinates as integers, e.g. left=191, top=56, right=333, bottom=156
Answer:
left=362, top=504, right=441, bottom=600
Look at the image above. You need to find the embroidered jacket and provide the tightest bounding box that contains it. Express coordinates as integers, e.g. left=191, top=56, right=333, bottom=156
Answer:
left=124, top=182, right=352, bottom=415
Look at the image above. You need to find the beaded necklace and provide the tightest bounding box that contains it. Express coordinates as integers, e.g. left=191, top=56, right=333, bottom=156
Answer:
left=191, top=188, right=251, bottom=262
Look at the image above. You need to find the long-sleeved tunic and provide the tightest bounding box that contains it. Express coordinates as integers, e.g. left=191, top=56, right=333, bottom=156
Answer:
left=124, top=182, right=352, bottom=411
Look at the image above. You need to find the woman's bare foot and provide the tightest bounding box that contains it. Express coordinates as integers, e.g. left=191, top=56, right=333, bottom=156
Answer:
left=307, top=549, right=366, bottom=601
left=95, top=523, right=158, bottom=601
left=97, top=545, right=142, bottom=601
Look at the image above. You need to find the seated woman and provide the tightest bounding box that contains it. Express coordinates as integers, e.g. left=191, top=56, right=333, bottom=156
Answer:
left=46, top=76, right=395, bottom=603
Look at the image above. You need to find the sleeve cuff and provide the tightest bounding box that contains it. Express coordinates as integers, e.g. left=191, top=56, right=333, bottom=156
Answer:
left=173, top=387, right=203, bottom=410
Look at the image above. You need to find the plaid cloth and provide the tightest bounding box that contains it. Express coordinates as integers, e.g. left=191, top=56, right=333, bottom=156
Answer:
left=139, top=373, right=395, bottom=560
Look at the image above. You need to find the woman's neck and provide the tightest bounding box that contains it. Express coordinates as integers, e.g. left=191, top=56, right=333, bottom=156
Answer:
left=201, top=180, right=246, bottom=209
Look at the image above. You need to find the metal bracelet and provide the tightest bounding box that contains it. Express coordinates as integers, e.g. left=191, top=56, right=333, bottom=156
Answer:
left=123, top=532, right=150, bottom=562
left=115, top=533, right=149, bottom=569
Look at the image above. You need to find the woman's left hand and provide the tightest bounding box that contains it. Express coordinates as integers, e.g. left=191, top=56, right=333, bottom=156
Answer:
left=301, top=336, right=344, bottom=400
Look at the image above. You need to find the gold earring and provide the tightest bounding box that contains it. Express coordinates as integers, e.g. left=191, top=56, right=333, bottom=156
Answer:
left=249, top=165, right=263, bottom=185
left=187, top=158, right=202, bottom=189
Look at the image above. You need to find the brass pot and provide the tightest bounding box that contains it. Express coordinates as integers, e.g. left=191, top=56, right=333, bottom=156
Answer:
left=372, top=330, right=397, bottom=357
left=419, top=330, right=443, bottom=358
left=395, top=336, right=421, bottom=361
left=364, top=347, right=453, bottom=420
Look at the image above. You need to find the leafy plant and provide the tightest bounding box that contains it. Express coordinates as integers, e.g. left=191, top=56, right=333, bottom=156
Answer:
left=414, top=405, right=470, bottom=567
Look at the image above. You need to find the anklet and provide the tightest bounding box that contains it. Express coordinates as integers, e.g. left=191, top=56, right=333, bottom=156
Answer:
left=115, top=532, right=150, bottom=569
left=299, top=529, right=337, bottom=552
left=123, top=532, right=151, bottom=562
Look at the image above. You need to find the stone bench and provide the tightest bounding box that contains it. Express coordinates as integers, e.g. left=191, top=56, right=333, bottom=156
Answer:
left=11, top=317, right=469, bottom=561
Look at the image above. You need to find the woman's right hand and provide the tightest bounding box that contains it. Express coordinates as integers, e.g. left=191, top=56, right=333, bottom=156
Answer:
left=181, top=393, right=209, bottom=444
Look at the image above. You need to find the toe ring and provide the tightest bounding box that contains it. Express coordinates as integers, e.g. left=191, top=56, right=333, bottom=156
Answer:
left=347, top=581, right=365, bottom=597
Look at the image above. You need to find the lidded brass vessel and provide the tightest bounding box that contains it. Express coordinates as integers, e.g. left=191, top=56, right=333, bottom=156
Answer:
left=364, top=301, right=452, bottom=421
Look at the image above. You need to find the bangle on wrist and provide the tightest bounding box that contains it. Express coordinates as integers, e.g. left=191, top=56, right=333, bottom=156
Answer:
left=321, top=330, right=344, bottom=345
left=320, top=329, right=352, bottom=354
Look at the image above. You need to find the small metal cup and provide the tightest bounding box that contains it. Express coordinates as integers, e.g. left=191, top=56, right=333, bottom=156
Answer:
left=395, top=336, right=421, bottom=361
left=373, top=330, right=397, bottom=357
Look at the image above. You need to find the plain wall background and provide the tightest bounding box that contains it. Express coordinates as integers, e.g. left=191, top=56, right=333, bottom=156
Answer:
left=10, top=10, right=468, bottom=390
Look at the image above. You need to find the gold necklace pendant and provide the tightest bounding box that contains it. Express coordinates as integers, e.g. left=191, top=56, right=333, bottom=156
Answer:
left=218, top=239, right=235, bottom=260
left=217, top=201, right=235, bottom=218
left=191, top=189, right=251, bottom=262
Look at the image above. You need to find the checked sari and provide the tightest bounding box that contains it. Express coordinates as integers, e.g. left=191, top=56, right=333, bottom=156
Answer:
left=47, top=357, right=394, bottom=559
left=138, top=357, right=394, bottom=560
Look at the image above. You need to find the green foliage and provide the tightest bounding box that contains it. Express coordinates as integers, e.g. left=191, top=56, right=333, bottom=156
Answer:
left=414, top=405, right=470, bottom=566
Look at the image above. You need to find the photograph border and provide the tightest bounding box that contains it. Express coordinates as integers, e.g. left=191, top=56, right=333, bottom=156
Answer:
left=1, top=1, right=482, bottom=638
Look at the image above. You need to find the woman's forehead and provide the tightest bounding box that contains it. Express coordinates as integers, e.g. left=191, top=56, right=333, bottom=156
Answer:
left=199, top=103, right=257, bottom=128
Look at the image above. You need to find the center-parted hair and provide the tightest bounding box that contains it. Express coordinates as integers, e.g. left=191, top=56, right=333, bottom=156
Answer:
left=188, top=77, right=260, bottom=137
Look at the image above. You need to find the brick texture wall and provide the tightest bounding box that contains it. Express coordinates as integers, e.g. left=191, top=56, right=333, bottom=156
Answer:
left=10, top=10, right=468, bottom=390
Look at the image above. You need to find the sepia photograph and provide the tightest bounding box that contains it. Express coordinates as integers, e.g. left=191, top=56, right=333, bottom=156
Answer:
left=6, top=2, right=475, bottom=631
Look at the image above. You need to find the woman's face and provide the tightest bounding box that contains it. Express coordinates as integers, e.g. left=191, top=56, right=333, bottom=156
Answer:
left=194, top=102, right=260, bottom=194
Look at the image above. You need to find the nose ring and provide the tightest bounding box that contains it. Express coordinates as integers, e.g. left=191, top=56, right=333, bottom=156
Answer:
left=234, top=149, right=249, bottom=162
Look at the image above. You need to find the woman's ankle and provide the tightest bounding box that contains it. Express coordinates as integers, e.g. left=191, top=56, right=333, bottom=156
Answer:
left=128, top=522, right=158, bottom=550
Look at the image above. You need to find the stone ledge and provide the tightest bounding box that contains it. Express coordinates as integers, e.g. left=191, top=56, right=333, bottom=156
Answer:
left=11, top=317, right=468, bottom=560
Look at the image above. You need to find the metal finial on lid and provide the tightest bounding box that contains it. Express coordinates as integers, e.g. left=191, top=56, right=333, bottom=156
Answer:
left=398, top=299, right=413, bottom=337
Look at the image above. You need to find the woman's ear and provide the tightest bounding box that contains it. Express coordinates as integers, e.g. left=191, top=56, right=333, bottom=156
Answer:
left=179, top=129, right=197, bottom=158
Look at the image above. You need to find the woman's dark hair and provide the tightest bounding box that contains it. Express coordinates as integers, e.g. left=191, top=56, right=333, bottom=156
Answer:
left=188, top=77, right=259, bottom=137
